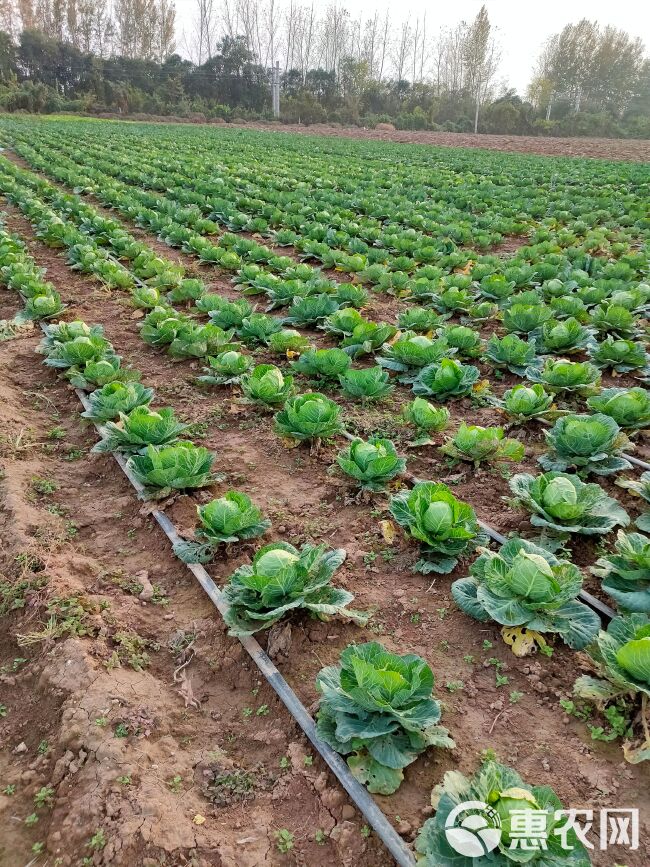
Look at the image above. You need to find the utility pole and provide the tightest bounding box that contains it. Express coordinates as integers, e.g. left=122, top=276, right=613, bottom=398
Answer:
left=272, top=60, right=280, bottom=118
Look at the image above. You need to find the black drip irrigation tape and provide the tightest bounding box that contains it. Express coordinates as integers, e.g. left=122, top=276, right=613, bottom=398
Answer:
left=37, top=329, right=416, bottom=867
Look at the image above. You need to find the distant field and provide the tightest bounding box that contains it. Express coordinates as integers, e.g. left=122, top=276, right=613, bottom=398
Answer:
left=235, top=120, right=650, bottom=161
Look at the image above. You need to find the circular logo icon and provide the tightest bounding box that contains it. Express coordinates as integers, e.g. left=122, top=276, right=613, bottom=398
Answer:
left=445, top=800, right=502, bottom=857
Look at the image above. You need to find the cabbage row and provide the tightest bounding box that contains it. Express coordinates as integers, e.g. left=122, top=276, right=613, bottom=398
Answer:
left=0, top=218, right=65, bottom=324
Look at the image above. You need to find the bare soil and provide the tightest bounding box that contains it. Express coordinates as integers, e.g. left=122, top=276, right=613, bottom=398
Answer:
left=1, top=197, right=649, bottom=866
left=233, top=123, right=650, bottom=163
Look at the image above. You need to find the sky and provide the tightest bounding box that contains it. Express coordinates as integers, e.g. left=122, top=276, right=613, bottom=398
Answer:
left=173, top=0, right=650, bottom=94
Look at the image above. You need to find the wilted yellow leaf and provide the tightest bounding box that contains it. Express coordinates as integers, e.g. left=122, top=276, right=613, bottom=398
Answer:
left=472, top=379, right=492, bottom=396
left=193, top=814, right=206, bottom=825
left=501, top=626, right=549, bottom=657
left=622, top=741, right=650, bottom=764
left=379, top=519, right=396, bottom=544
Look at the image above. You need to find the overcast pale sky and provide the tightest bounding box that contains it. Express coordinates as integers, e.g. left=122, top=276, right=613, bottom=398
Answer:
left=173, top=0, right=650, bottom=93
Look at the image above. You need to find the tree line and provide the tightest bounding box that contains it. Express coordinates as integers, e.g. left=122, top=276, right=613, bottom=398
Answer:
left=0, top=0, right=647, bottom=138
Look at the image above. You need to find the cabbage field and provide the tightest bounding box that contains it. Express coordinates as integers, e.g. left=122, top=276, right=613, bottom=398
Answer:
left=0, top=117, right=648, bottom=867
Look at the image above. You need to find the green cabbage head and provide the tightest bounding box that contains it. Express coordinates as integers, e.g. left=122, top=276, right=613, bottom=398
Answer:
left=81, top=381, right=153, bottom=421
left=44, top=334, right=115, bottom=369
left=127, top=442, right=214, bottom=498
left=413, top=359, right=480, bottom=402
left=197, top=350, right=253, bottom=386
left=240, top=364, right=294, bottom=406
left=452, top=538, right=600, bottom=649
left=316, top=642, right=453, bottom=794
left=403, top=397, right=450, bottom=444
left=415, top=758, right=591, bottom=866
left=336, top=436, right=405, bottom=490
left=587, top=387, right=650, bottom=431
left=485, top=333, right=538, bottom=375
left=440, top=423, right=524, bottom=467
left=526, top=358, right=600, bottom=395
left=92, top=406, right=188, bottom=454
left=499, top=384, right=555, bottom=421
left=592, top=531, right=650, bottom=614
left=222, top=542, right=365, bottom=636
left=389, top=482, right=481, bottom=573
left=274, top=392, right=343, bottom=442
left=573, top=614, right=650, bottom=762
left=338, top=366, right=393, bottom=401
left=174, top=491, right=270, bottom=562
left=540, top=413, right=632, bottom=476
left=291, top=347, right=351, bottom=380
left=378, top=332, right=452, bottom=373
left=589, top=337, right=649, bottom=373
left=67, top=356, right=141, bottom=390
left=509, top=471, right=629, bottom=535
